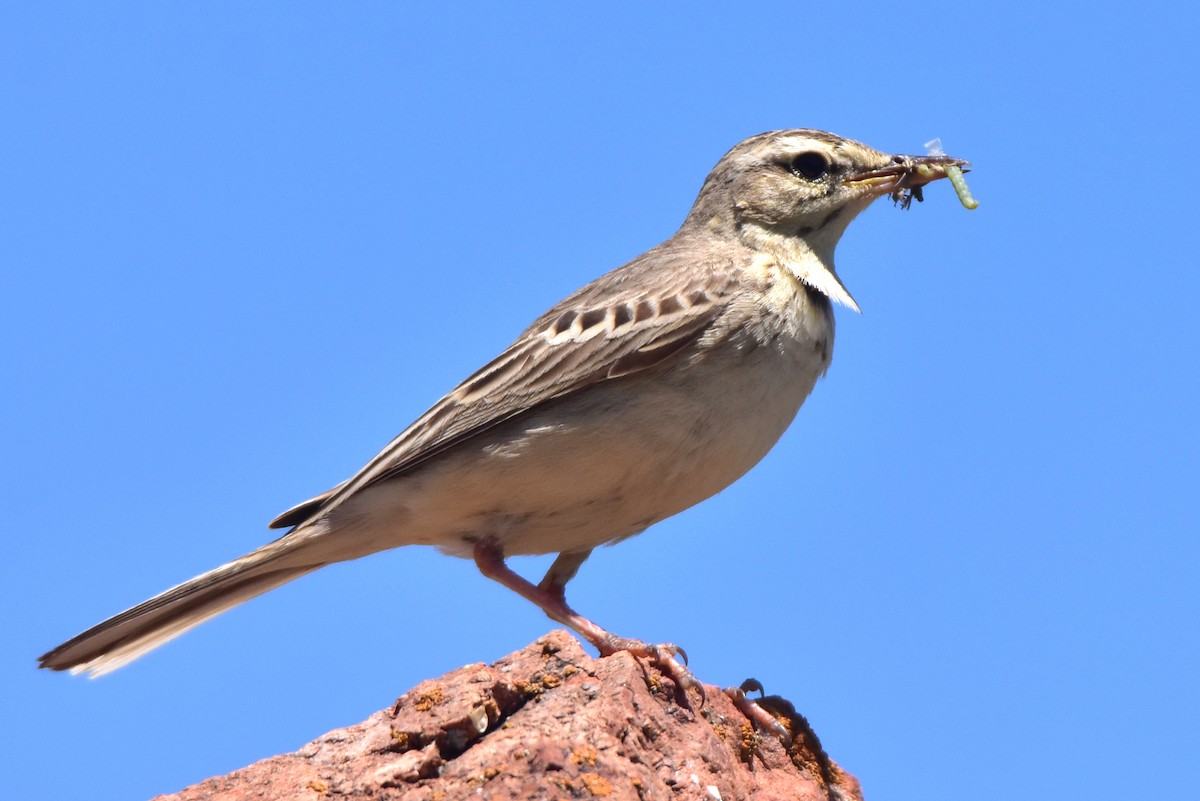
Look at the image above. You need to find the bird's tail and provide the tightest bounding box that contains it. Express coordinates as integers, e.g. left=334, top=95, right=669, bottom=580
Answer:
left=38, top=539, right=324, bottom=677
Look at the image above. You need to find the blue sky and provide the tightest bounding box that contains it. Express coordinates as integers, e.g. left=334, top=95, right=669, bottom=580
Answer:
left=4, top=4, right=1197, bottom=800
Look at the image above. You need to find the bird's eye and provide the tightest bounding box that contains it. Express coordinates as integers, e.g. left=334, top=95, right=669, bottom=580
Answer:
left=788, top=151, right=831, bottom=181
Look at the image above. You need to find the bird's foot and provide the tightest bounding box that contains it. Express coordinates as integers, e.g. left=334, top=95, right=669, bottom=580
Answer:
left=593, top=635, right=702, bottom=699
left=725, top=678, right=792, bottom=744
left=472, top=542, right=702, bottom=699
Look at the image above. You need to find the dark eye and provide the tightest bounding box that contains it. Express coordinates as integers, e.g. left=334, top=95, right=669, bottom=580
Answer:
left=788, top=151, right=831, bottom=181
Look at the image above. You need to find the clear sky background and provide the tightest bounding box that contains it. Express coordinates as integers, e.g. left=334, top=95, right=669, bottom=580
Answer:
left=4, top=4, right=1197, bottom=800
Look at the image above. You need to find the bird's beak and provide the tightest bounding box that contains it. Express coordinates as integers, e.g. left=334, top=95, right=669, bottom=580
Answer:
left=847, top=154, right=971, bottom=199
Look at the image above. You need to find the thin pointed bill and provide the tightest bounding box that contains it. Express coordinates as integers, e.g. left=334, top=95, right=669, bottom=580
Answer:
left=847, top=154, right=972, bottom=208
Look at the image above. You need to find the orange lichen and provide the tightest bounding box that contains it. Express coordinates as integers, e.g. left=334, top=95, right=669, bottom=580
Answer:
left=580, top=772, right=613, bottom=796
left=571, top=744, right=600, bottom=767
left=413, top=686, right=445, bottom=712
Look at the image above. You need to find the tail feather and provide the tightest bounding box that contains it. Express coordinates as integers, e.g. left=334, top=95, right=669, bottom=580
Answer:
left=39, top=554, right=323, bottom=677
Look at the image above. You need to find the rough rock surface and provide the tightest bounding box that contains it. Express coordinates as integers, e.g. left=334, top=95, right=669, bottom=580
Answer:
left=155, top=630, right=863, bottom=801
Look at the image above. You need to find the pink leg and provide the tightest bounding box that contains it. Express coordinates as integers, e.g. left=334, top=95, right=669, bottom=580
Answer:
left=724, top=679, right=792, bottom=743
left=473, top=540, right=695, bottom=690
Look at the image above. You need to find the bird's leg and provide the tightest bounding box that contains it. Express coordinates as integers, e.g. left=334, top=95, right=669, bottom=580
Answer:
left=472, top=540, right=697, bottom=692
left=537, top=549, right=592, bottom=602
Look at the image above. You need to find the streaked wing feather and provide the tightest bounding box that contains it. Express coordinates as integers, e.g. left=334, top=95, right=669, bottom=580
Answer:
left=269, top=246, right=738, bottom=530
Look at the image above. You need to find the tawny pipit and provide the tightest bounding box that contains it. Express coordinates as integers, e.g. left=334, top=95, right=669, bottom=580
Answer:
left=40, top=130, right=968, bottom=679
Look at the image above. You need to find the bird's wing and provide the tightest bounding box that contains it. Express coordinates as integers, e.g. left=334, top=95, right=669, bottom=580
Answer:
left=269, top=246, right=740, bottom=530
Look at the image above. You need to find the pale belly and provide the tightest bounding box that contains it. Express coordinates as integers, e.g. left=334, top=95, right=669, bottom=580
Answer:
left=323, top=323, right=831, bottom=561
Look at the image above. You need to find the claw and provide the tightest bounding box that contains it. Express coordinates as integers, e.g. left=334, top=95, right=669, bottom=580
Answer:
left=601, top=639, right=704, bottom=702
left=655, top=647, right=705, bottom=704
left=725, top=684, right=792, bottom=744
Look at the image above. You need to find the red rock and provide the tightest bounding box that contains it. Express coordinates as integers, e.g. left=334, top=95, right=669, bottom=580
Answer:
left=154, top=630, right=863, bottom=801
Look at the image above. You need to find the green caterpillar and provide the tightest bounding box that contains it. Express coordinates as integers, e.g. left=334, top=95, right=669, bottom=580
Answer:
left=924, top=138, right=979, bottom=210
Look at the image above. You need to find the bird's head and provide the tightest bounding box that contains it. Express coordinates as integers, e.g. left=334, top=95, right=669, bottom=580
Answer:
left=684, top=129, right=967, bottom=311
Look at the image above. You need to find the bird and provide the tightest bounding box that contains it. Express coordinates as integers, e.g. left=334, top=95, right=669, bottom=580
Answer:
left=39, top=129, right=967, bottom=678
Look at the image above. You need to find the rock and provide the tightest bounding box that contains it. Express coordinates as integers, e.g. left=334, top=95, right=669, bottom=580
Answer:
left=154, top=630, right=863, bottom=801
